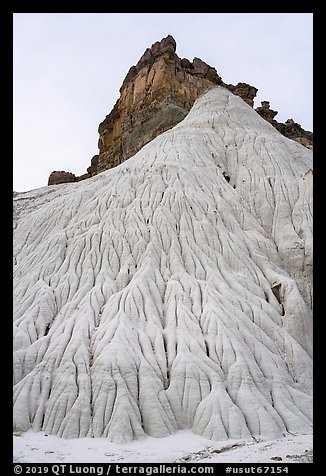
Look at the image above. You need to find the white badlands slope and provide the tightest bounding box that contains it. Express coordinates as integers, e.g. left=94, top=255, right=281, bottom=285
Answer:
left=13, top=87, right=313, bottom=445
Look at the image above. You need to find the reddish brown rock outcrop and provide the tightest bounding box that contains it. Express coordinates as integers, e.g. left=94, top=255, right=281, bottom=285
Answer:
left=48, top=171, right=90, bottom=185
left=225, top=82, right=258, bottom=108
left=48, top=171, right=77, bottom=186
left=47, top=35, right=313, bottom=185
left=277, top=118, right=313, bottom=149
left=93, top=35, right=224, bottom=175
left=255, top=101, right=313, bottom=150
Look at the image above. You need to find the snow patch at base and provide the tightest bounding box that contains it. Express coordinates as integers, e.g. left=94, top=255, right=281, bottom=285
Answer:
left=13, top=430, right=313, bottom=463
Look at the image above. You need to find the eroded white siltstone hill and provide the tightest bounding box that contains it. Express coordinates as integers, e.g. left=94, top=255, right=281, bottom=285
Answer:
left=13, top=86, right=312, bottom=443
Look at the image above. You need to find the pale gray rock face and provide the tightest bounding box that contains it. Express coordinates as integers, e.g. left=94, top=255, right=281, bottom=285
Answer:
left=13, top=87, right=312, bottom=443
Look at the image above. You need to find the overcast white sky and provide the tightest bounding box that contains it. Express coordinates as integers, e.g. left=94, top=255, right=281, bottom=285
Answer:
left=13, top=13, right=313, bottom=192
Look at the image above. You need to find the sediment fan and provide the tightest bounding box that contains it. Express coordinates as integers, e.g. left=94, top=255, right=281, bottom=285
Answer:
left=13, top=87, right=313, bottom=443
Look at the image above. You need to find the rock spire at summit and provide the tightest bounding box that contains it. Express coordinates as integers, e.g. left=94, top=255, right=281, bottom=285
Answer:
left=48, top=35, right=313, bottom=185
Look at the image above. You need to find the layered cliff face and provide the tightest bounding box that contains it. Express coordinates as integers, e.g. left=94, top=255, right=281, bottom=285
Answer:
left=14, top=87, right=312, bottom=443
left=93, top=36, right=220, bottom=175
left=47, top=35, right=313, bottom=185
left=92, top=36, right=262, bottom=177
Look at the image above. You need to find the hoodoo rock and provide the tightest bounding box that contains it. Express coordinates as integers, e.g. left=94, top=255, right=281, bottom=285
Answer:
left=14, top=86, right=312, bottom=443
left=255, top=101, right=278, bottom=122
left=255, top=101, right=313, bottom=150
